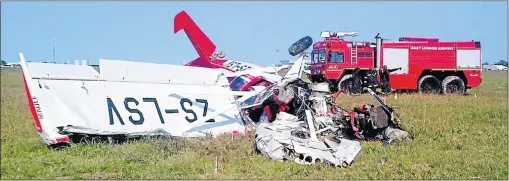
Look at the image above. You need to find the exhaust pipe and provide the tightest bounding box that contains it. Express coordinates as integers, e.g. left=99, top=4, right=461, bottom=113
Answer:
left=375, top=33, right=382, bottom=69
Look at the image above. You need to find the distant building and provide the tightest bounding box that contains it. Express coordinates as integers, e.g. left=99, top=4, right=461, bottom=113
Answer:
left=273, top=59, right=312, bottom=71
left=483, top=65, right=508, bottom=71
left=0, top=62, right=20, bottom=68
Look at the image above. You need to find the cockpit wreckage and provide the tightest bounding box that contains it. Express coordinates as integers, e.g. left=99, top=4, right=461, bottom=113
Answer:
left=19, top=11, right=411, bottom=167
left=248, top=79, right=412, bottom=166
left=242, top=49, right=412, bottom=167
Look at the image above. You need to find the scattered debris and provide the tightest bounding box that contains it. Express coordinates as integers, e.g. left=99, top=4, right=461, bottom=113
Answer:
left=241, top=73, right=412, bottom=167
left=254, top=117, right=362, bottom=167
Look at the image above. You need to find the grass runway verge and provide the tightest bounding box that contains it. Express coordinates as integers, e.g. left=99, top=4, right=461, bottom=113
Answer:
left=1, top=68, right=507, bottom=179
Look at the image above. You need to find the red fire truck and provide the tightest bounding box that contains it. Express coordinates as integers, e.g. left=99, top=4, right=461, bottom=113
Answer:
left=308, top=31, right=482, bottom=94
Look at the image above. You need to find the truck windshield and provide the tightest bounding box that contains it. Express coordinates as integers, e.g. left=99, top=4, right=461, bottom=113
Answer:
left=318, top=49, right=326, bottom=63
left=311, top=50, right=318, bottom=64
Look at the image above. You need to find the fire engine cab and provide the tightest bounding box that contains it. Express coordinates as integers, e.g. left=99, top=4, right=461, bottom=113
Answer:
left=309, top=31, right=482, bottom=94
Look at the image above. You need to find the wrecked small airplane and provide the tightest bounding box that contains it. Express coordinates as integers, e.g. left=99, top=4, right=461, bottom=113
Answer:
left=19, top=53, right=261, bottom=148
left=18, top=10, right=297, bottom=149
left=18, top=36, right=313, bottom=149
left=19, top=10, right=411, bottom=168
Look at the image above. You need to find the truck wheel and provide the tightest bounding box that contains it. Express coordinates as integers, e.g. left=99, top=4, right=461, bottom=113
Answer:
left=309, top=75, right=319, bottom=83
left=418, top=75, right=441, bottom=94
left=442, top=76, right=465, bottom=94
left=338, top=74, right=353, bottom=94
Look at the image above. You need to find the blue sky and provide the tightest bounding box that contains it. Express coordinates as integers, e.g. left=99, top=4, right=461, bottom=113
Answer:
left=1, top=1, right=507, bottom=65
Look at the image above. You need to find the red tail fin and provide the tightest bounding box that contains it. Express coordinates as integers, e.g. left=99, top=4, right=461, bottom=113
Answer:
left=174, top=11, right=220, bottom=68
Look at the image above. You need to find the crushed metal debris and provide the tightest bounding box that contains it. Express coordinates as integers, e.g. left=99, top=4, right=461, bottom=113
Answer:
left=241, top=77, right=412, bottom=167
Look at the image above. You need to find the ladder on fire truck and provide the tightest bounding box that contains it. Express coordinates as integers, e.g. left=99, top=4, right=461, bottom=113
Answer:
left=322, top=31, right=359, bottom=65
left=338, top=31, right=359, bottom=65
left=351, top=45, right=358, bottom=65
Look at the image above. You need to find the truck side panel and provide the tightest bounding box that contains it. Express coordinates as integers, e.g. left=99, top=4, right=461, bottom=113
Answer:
left=457, top=48, right=482, bottom=87
left=463, top=70, right=482, bottom=87
left=410, top=49, right=456, bottom=69
left=383, top=41, right=482, bottom=90
left=383, top=48, right=409, bottom=74
left=388, top=74, right=419, bottom=89
left=407, top=42, right=458, bottom=70
left=324, top=68, right=343, bottom=80
left=381, top=47, right=420, bottom=89
left=410, top=57, right=457, bottom=70
left=456, top=50, right=481, bottom=69
left=380, top=43, right=408, bottom=78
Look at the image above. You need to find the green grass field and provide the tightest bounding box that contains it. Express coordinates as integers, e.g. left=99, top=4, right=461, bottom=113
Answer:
left=1, top=68, right=508, bottom=180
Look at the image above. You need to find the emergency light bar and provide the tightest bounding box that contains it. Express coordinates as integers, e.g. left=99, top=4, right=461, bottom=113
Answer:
left=320, top=31, right=333, bottom=38
left=320, top=31, right=359, bottom=38
left=338, top=32, right=358, bottom=37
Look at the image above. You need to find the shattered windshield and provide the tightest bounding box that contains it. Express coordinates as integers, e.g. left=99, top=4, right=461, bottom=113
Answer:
left=311, top=50, right=318, bottom=64
left=229, top=76, right=249, bottom=91
left=238, top=85, right=276, bottom=109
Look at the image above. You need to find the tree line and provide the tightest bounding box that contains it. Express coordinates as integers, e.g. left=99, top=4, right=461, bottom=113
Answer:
left=483, top=60, right=508, bottom=66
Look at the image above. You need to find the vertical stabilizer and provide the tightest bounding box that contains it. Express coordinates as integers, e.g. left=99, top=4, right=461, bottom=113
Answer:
left=174, top=11, right=220, bottom=68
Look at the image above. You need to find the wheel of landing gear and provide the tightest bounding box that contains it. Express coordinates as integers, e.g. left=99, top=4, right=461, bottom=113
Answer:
left=441, top=76, right=466, bottom=94
left=288, top=36, right=313, bottom=56
left=418, top=75, right=441, bottom=94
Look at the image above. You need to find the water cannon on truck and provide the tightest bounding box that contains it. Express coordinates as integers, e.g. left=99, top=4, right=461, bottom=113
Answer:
left=308, top=31, right=482, bottom=94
